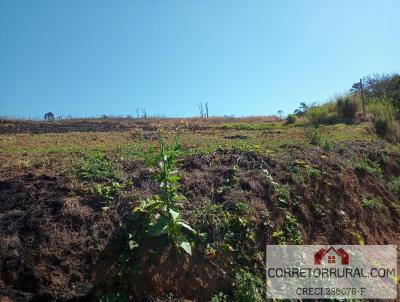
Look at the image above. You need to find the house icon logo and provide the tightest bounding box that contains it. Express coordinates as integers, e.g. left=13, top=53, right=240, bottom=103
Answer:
left=314, top=246, right=349, bottom=265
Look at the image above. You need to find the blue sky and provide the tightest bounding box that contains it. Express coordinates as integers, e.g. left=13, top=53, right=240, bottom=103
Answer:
left=1, top=1, right=399, bottom=118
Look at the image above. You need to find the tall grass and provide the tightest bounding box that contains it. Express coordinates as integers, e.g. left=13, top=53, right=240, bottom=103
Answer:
left=366, top=99, right=396, bottom=120
left=336, top=96, right=358, bottom=123
left=305, top=106, right=329, bottom=126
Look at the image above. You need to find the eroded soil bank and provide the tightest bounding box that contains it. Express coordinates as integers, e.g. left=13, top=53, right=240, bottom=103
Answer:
left=0, top=142, right=399, bottom=301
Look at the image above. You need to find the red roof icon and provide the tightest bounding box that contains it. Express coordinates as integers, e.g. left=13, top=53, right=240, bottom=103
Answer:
left=314, top=246, right=349, bottom=265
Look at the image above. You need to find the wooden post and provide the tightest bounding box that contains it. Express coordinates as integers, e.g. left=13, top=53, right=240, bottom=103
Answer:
left=360, top=79, right=366, bottom=120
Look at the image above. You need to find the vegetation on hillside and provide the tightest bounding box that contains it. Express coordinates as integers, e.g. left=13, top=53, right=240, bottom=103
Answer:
left=295, top=73, right=400, bottom=143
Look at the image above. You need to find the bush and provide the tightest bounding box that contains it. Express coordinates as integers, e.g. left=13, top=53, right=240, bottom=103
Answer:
left=305, top=106, right=329, bottom=126
left=234, top=269, right=263, bottom=302
left=44, top=112, right=55, bottom=121
left=355, top=158, right=383, bottom=179
left=373, top=116, right=389, bottom=137
left=366, top=99, right=396, bottom=121
left=285, top=114, right=296, bottom=124
left=91, top=181, right=123, bottom=207
left=210, top=292, right=228, bottom=302
left=361, top=197, right=381, bottom=209
left=336, top=96, right=357, bottom=123
left=368, top=99, right=399, bottom=141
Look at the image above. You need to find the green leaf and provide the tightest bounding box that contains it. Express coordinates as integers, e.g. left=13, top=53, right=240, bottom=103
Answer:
left=179, top=238, right=192, bottom=255
left=177, top=220, right=196, bottom=233
left=128, top=240, right=138, bottom=250
left=169, top=208, right=180, bottom=220
left=147, top=216, right=169, bottom=236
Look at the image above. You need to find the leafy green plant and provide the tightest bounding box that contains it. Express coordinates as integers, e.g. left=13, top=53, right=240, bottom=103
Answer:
left=78, top=151, right=115, bottom=181
left=355, top=158, right=383, bottom=179
left=305, top=166, right=321, bottom=180
left=91, top=181, right=123, bottom=207
left=275, top=184, right=290, bottom=208
left=282, top=213, right=302, bottom=244
left=228, top=164, right=240, bottom=186
left=322, top=139, right=332, bottom=151
left=235, top=202, right=251, bottom=215
left=210, top=292, right=228, bottom=302
left=312, top=203, right=326, bottom=217
left=133, top=142, right=197, bottom=255
left=361, top=196, right=381, bottom=209
left=387, top=176, right=400, bottom=197
left=233, top=269, right=263, bottom=302
left=273, top=213, right=302, bottom=244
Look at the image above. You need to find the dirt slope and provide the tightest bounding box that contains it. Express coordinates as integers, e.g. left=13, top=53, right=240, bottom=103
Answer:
left=0, top=143, right=399, bottom=301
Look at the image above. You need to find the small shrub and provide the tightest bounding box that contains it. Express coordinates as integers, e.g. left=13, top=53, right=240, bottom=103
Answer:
left=312, top=203, right=325, bottom=217
left=336, top=96, right=357, bottom=123
left=210, top=292, right=228, bottom=302
left=133, top=142, right=197, bottom=255
left=91, top=181, right=123, bottom=207
left=235, top=202, right=251, bottom=215
left=305, top=166, right=321, bottom=180
left=273, top=213, right=302, bottom=244
left=322, top=139, right=332, bottom=151
left=355, top=159, right=383, bottom=179
left=234, top=269, right=263, bottom=302
left=361, top=197, right=381, bottom=209
left=285, top=114, right=296, bottom=125
left=282, top=213, right=302, bottom=244
left=387, top=177, right=400, bottom=197
left=275, top=184, right=290, bottom=205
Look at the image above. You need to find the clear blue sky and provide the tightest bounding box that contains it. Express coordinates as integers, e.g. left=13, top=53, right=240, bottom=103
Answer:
left=1, top=1, right=399, bottom=118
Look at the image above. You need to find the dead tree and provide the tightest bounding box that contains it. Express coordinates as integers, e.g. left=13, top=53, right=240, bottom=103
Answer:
left=135, top=108, right=141, bottom=118
left=205, top=102, right=209, bottom=118
left=141, top=109, right=147, bottom=119
left=198, top=102, right=204, bottom=118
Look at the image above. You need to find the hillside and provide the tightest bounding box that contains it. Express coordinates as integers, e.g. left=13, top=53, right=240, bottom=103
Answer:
left=0, top=117, right=399, bottom=301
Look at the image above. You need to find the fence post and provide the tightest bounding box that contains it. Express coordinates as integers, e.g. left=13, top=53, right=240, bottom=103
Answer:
left=360, top=79, right=366, bottom=120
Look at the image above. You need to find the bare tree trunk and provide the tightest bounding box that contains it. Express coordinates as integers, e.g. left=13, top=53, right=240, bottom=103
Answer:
left=205, top=102, right=209, bottom=118
left=141, top=109, right=147, bottom=120
left=198, top=102, right=204, bottom=118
